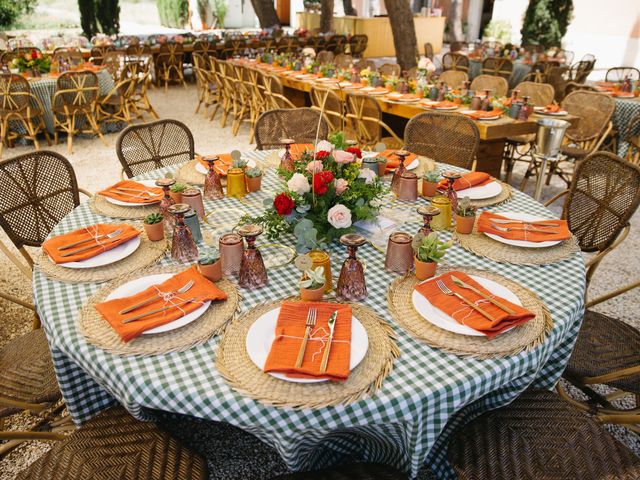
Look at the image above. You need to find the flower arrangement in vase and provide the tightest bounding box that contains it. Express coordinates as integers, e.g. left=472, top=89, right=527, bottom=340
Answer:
left=455, top=196, right=477, bottom=234
left=412, top=231, right=451, bottom=280
left=13, top=50, right=51, bottom=74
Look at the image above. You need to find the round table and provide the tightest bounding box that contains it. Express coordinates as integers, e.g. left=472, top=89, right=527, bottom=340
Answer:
left=33, top=151, right=585, bottom=478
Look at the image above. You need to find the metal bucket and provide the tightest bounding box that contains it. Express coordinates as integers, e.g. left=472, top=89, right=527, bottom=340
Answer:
left=535, top=118, right=570, bottom=158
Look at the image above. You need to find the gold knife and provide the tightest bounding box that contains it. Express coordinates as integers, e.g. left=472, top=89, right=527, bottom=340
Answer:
left=319, top=310, right=339, bottom=373
left=121, top=296, right=203, bottom=324
left=59, top=236, right=125, bottom=258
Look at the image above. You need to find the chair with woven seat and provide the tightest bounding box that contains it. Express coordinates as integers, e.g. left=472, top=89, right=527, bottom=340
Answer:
left=15, top=406, right=208, bottom=480
left=568, top=60, right=595, bottom=83
left=523, top=60, right=554, bottom=83
left=345, top=93, right=402, bottom=149
left=469, top=74, right=508, bottom=97
left=193, top=40, right=217, bottom=60
left=357, top=59, right=377, bottom=72
left=481, top=56, right=513, bottom=80
left=276, top=36, right=299, bottom=54
left=379, top=63, right=400, bottom=77
left=102, top=51, right=126, bottom=81
left=334, top=54, right=353, bottom=69
left=316, top=50, right=334, bottom=65
left=53, top=48, right=83, bottom=67
left=348, top=34, right=368, bottom=58
left=125, top=44, right=151, bottom=56
left=255, top=108, right=328, bottom=150
left=325, top=35, right=347, bottom=54
left=0, top=74, right=51, bottom=157
left=605, top=66, right=640, bottom=83
left=116, top=119, right=195, bottom=178
left=96, top=76, right=137, bottom=125
left=271, top=463, right=407, bottom=479
left=514, top=81, right=555, bottom=106
left=52, top=71, right=105, bottom=153
left=404, top=112, right=479, bottom=170
left=123, top=55, right=158, bottom=121
left=442, top=52, right=469, bottom=73
left=89, top=45, right=113, bottom=65
left=448, top=388, right=640, bottom=480
left=263, top=73, right=297, bottom=110
left=437, top=70, right=468, bottom=89
left=310, top=86, right=345, bottom=133
left=156, top=43, right=185, bottom=91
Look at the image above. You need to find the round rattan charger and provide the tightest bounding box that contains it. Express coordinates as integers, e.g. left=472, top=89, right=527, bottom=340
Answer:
left=89, top=194, right=160, bottom=220
left=79, top=265, right=239, bottom=356
left=387, top=266, right=552, bottom=358
left=216, top=300, right=400, bottom=409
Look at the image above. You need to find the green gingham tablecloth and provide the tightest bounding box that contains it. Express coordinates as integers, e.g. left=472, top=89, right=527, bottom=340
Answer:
left=613, top=97, right=640, bottom=157
left=33, top=151, right=586, bottom=479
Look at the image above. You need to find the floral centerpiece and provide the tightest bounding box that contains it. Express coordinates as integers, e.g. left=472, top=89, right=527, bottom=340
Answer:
left=12, top=50, right=51, bottom=74
left=242, top=132, right=387, bottom=252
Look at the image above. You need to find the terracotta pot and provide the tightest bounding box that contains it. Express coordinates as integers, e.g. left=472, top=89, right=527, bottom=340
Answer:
left=377, top=161, right=387, bottom=177
left=143, top=221, right=164, bottom=241
left=198, top=259, right=222, bottom=282
left=246, top=175, right=262, bottom=192
left=169, top=191, right=182, bottom=204
left=456, top=214, right=476, bottom=234
left=422, top=180, right=439, bottom=197
left=414, top=256, right=437, bottom=280
left=300, top=283, right=325, bottom=302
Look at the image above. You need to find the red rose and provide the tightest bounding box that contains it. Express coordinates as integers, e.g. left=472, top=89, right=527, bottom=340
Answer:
left=321, top=170, right=334, bottom=183
left=313, top=174, right=328, bottom=195
left=346, top=146, right=362, bottom=159
left=273, top=193, right=295, bottom=216
left=316, top=150, right=330, bottom=160
left=31, top=50, right=38, bottom=60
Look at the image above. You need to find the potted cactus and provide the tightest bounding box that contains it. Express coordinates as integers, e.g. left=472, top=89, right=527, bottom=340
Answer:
left=376, top=156, right=388, bottom=176
left=422, top=171, right=441, bottom=197
left=456, top=196, right=477, bottom=234
left=170, top=182, right=188, bottom=204
left=198, top=251, right=222, bottom=282
left=143, top=213, right=164, bottom=241
left=412, top=232, right=451, bottom=280
left=299, top=266, right=326, bottom=301
left=245, top=167, right=263, bottom=192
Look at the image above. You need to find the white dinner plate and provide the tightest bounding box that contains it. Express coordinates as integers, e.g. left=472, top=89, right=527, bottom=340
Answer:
left=386, top=92, right=403, bottom=98
left=104, top=180, right=161, bottom=207
left=396, top=97, right=421, bottom=103
left=483, top=211, right=563, bottom=248
left=457, top=180, right=502, bottom=200
left=57, top=236, right=141, bottom=269
left=360, top=151, right=379, bottom=159
left=315, top=77, right=335, bottom=83
left=105, top=273, right=211, bottom=335
left=536, top=109, right=568, bottom=116
left=412, top=274, right=523, bottom=336
left=476, top=115, right=501, bottom=121
left=433, top=106, right=458, bottom=111
left=246, top=306, right=369, bottom=383
left=195, top=157, right=256, bottom=175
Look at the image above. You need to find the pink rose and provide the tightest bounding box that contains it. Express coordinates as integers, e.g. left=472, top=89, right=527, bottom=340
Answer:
left=333, top=150, right=356, bottom=165
left=327, top=204, right=352, bottom=229
left=306, top=160, right=323, bottom=174
left=334, top=178, right=348, bottom=195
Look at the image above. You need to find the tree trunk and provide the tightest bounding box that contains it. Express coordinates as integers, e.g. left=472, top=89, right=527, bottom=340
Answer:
left=449, top=0, right=464, bottom=42
left=78, top=0, right=97, bottom=39
left=385, top=0, right=418, bottom=71
left=96, top=0, right=121, bottom=35
left=250, top=0, right=280, bottom=28
left=342, top=0, right=357, bottom=16
left=320, top=0, right=334, bottom=33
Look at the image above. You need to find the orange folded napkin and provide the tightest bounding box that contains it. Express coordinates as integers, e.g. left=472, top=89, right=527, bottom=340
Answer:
left=378, top=149, right=418, bottom=171
left=543, top=104, right=561, bottom=113
left=98, top=180, right=163, bottom=203
left=428, top=101, right=459, bottom=109
left=363, top=87, right=390, bottom=95
left=42, top=223, right=140, bottom=264
left=611, top=91, right=636, bottom=98
left=477, top=211, right=571, bottom=242
left=437, top=172, right=493, bottom=191
left=196, top=153, right=233, bottom=176
left=95, top=266, right=227, bottom=342
left=464, top=109, right=503, bottom=120
left=263, top=301, right=352, bottom=381
left=414, top=271, right=536, bottom=338
left=291, top=143, right=314, bottom=160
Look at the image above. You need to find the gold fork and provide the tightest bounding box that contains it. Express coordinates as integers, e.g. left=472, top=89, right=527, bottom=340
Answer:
left=436, top=279, right=497, bottom=322
left=295, top=308, right=317, bottom=368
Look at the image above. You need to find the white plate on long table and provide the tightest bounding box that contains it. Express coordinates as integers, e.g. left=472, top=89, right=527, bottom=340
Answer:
left=412, top=274, right=522, bottom=336
left=58, top=236, right=141, bottom=269
left=246, top=306, right=369, bottom=383
left=195, top=157, right=256, bottom=175
left=457, top=180, right=502, bottom=200
left=483, top=211, right=563, bottom=249
left=104, top=180, right=161, bottom=207
left=105, top=273, right=211, bottom=335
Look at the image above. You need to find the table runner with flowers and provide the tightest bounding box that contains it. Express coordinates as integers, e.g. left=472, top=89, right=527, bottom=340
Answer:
left=33, top=150, right=585, bottom=478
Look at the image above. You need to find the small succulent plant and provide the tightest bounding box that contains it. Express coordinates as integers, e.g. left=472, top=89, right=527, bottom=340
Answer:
left=300, top=266, right=325, bottom=290
left=245, top=167, right=262, bottom=178
left=232, top=158, right=248, bottom=169
left=198, top=251, right=220, bottom=265
left=144, top=212, right=163, bottom=225
left=170, top=182, right=188, bottom=193
left=412, top=232, right=451, bottom=263
left=456, top=196, right=477, bottom=217
left=376, top=156, right=388, bottom=164
left=424, top=170, right=441, bottom=183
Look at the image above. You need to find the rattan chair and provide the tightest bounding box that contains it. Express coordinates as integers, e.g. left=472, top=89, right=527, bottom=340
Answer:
left=193, top=39, right=217, bottom=60
left=272, top=463, right=407, bottom=479
left=605, top=66, right=640, bottom=83
left=624, top=113, right=640, bottom=166
left=156, top=43, right=185, bottom=91
left=228, top=64, right=254, bottom=136
left=334, top=54, right=353, bottom=69
left=404, top=112, right=479, bottom=170
left=345, top=93, right=402, bottom=149
left=276, top=36, right=299, bottom=54
left=193, top=53, right=217, bottom=116
left=310, top=86, right=345, bottom=133
left=52, top=71, right=105, bottom=153
left=96, top=76, right=137, bottom=125
left=424, top=42, right=434, bottom=59
left=357, top=59, right=377, bottom=72
left=348, top=34, right=368, bottom=58
left=437, top=70, right=468, bottom=89
left=15, top=407, right=208, bottom=480
left=125, top=44, right=151, bottom=56
left=469, top=74, right=508, bottom=97
left=263, top=73, right=297, bottom=110
left=255, top=108, right=328, bottom=150
left=441, top=52, right=469, bottom=73
left=316, top=50, right=334, bottom=65
left=102, top=50, right=126, bottom=81
left=523, top=60, right=554, bottom=83
left=481, top=56, right=513, bottom=80
left=53, top=48, right=83, bottom=66
left=379, top=63, right=400, bottom=77
left=116, top=119, right=195, bottom=178
left=546, top=65, right=570, bottom=101
left=123, top=55, right=158, bottom=121
left=449, top=41, right=463, bottom=53
left=514, top=81, right=555, bottom=106
left=325, top=35, right=347, bottom=54
left=448, top=388, right=640, bottom=479
left=88, top=45, right=113, bottom=65
left=0, top=74, right=51, bottom=157
left=211, top=58, right=234, bottom=127
left=568, top=60, right=594, bottom=83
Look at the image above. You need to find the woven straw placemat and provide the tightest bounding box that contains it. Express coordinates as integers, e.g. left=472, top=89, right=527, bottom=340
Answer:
left=89, top=194, right=160, bottom=220
left=469, top=181, right=512, bottom=208
left=35, top=233, right=168, bottom=284
left=176, top=160, right=206, bottom=186
left=79, top=265, right=239, bottom=356
left=216, top=300, right=400, bottom=409
left=387, top=267, right=552, bottom=358
left=454, top=223, right=580, bottom=265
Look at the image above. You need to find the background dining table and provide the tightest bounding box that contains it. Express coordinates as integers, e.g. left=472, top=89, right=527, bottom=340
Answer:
left=33, top=150, right=586, bottom=478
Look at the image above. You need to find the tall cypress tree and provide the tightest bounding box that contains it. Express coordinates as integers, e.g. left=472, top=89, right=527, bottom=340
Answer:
left=78, top=0, right=120, bottom=38
left=520, top=0, right=573, bottom=48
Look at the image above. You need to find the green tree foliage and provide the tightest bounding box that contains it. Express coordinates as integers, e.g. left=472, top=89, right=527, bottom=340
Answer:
left=520, top=0, right=573, bottom=48
left=0, top=0, right=38, bottom=28
left=78, top=0, right=120, bottom=38
left=157, top=0, right=189, bottom=28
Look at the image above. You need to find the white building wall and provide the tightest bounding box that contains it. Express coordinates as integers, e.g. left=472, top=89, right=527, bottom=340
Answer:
left=225, top=0, right=259, bottom=28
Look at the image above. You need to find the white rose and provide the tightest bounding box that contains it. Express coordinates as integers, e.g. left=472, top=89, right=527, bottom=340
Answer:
left=327, top=204, right=352, bottom=229
left=315, top=140, right=334, bottom=153
left=287, top=173, right=310, bottom=195
left=358, top=168, right=377, bottom=185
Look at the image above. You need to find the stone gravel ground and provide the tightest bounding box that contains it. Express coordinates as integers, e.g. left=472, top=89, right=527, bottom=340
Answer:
left=0, top=83, right=637, bottom=479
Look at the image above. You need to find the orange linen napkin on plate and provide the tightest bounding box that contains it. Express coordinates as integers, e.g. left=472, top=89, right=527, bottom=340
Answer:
left=543, top=104, right=561, bottom=113
left=477, top=211, right=571, bottom=242
left=196, top=153, right=234, bottom=176
left=378, top=149, right=418, bottom=171
left=95, top=266, right=227, bottom=342
left=98, top=180, right=163, bottom=203
left=428, top=101, right=459, bottom=109
left=290, top=143, right=314, bottom=160
left=42, top=223, right=140, bottom=264
left=362, top=86, right=390, bottom=95
left=263, top=301, right=352, bottom=381
left=414, top=271, right=536, bottom=338
left=437, top=172, right=493, bottom=191
left=464, top=109, right=503, bottom=120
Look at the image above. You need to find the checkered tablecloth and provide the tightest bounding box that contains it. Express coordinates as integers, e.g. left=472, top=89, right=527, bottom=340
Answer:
left=33, top=151, right=585, bottom=479
left=613, top=97, right=640, bottom=157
